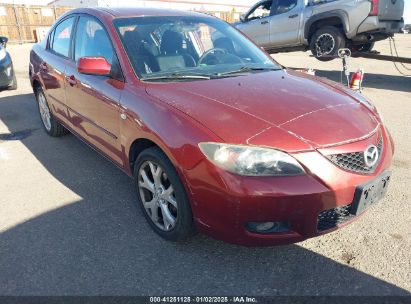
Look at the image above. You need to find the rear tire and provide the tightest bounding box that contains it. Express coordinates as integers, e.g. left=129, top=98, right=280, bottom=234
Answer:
left=356, top=42, right=375, bottom=53
left=133, top=147, right=195, bottom=241
left=35, top=87, right=69, bottom=137
left=310, top=26, right=346, bottom=62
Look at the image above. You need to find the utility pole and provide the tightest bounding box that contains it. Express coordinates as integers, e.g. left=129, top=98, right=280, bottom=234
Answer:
left=12, top=1, right=23, bottom=44
left=53, top=3, right=57, bottom=22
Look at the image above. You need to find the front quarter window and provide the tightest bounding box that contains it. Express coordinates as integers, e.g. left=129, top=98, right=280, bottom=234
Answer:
left=74, top=16, right=114, bottom=64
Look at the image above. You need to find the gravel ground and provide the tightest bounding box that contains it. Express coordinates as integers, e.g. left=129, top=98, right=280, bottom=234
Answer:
left=0, top=35, right=410, bottom=296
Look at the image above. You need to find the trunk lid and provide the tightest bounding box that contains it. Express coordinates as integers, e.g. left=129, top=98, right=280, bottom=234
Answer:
left=377, top=0, right=404, bottom=21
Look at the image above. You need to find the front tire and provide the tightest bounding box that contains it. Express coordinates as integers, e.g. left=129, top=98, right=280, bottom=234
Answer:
left=310, top=26, right=346, bottom=62
left=133, top=147, right=195, bottom=241
left=36, top=87, right=68, bottom=137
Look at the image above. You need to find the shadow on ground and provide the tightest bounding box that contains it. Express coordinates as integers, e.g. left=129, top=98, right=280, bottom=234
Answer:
left=313, top=70, right=411, bottom=93
left=0, top=93, right=409, bottom=296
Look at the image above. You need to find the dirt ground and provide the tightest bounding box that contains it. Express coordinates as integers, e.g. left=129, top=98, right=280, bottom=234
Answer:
left=0, top=35, right=410, bottom=296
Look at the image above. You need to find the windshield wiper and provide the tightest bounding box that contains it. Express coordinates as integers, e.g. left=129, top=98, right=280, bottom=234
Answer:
left=142, top=67, right=280, bottom=81
left=142, top=73, right=211, bottom=82
left=216, top=66, right=280, bottom=77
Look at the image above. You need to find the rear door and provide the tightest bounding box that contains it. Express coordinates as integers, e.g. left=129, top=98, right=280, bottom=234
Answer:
left=41, top=16, right=76, bottom=125
left=236, top=0, right=273, bottom=47
left=64, top=15, right=124, bottom=165
left=269, top=0, right=303, bottom=46
left=378, top=0, right=404, bottom=20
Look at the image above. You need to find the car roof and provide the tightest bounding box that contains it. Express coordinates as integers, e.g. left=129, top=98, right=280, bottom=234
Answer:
left=70, top=7, right=212, bottom=19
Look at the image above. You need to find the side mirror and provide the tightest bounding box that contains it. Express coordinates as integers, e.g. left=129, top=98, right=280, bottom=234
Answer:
left=77, top=57, right=111, bottom=76
left=0, top=36, right=8, bottom=48
left=240, top=14, right=246, bottom=22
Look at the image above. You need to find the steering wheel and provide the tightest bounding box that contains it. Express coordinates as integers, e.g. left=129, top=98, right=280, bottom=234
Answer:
left=198, top=48, right=228, bottom=66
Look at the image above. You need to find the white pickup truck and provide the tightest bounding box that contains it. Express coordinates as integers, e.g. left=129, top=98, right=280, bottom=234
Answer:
left=235, top=0, right=404, bottom=61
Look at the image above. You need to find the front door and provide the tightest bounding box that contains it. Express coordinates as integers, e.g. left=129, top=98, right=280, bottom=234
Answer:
left=269, top=0, right=303, bottom=46
left=236, top=0, right=273, bottom=47
left=65, top=15, right=124, bottom=166
left=41, top=16, right=76, bottom=125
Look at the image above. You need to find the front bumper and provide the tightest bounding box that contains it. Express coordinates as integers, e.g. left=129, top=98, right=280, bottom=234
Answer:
left=0, top=54, right=14, bottom=88
left=183, top=128, right=394, bottom=246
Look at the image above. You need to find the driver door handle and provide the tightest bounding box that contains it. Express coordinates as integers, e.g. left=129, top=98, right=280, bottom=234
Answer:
left=261, top=20, right=269, bottom=25
left=289, top=14, right=299, bottom=19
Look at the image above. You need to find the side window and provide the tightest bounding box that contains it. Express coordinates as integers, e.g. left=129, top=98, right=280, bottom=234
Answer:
left=247, top=1, right=272, bottom=21
left=275, top=0, right=298, bottom=14
left=50, top=17, right=75, bottom=57
left=74, top=16, right=114, bottom=65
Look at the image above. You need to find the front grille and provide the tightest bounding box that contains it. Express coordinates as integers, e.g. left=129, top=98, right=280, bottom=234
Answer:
left=317, top=204, right=356, bottom=232
left=326, top=138, right=383, bottom=174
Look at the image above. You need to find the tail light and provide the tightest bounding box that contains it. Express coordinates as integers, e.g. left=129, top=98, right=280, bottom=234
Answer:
left=369, top=0, right=379, bottom=16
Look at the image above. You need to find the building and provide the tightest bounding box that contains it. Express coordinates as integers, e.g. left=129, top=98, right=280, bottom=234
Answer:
left=47, top=0, right=98, bottom=7
left=47, top=0, right=252, bottom=12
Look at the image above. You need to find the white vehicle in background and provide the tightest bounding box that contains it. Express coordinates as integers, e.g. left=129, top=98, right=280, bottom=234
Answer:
left=235, top=0, right=405, bottom=61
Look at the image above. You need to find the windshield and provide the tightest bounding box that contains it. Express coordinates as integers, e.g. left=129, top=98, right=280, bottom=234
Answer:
left=113, top=16, right=281, bottom=81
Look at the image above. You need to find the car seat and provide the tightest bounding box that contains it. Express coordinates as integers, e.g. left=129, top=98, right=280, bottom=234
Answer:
left=123, top=30, right=159, bottom=74
left=157, top=30, right=196, bottom=71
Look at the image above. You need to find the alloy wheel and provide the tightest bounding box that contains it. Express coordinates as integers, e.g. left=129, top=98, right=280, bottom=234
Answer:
left=315, top=33, right=336, bottom=57
left=38, top=92, right=51, bottom=132
left=138, top=161, right=178, bottom=231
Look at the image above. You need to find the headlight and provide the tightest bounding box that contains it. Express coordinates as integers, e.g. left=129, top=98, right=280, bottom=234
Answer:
left=199, top=143, right=305, bottom=176
left=0, top=48, right=6, bottom=61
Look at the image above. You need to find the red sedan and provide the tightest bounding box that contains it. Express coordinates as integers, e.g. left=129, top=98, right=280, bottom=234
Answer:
left=29, top=7, right=394, bottom=246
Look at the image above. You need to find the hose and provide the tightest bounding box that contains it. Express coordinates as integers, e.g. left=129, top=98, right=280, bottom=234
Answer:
left=388, top=37, right=411, bottom=77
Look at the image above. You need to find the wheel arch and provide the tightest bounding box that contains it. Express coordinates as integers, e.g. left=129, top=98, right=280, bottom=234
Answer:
left=128, top=137, right=159, bottom=173
left=125, top=126, right=210, bottom=178
left=305, top=10, right=349, bottom=41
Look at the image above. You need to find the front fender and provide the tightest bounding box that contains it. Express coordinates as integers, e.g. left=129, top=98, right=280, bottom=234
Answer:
left=119, top=86, right=221, bottom=175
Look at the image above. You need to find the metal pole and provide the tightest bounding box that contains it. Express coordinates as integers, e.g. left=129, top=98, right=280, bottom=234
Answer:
left=53, top=4, right=57, bottom=22
left=12, top=4, right=23, bottom=44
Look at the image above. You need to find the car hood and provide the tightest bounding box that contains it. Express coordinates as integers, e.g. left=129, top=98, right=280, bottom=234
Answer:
left=145, top=69, right=380, bottom=151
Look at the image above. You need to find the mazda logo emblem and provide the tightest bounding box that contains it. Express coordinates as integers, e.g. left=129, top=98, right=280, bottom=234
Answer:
left=364, top=145, right=379, bottom=168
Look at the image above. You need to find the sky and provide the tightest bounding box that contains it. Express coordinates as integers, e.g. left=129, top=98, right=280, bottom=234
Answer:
left=2, top=0, right=411, bottom=24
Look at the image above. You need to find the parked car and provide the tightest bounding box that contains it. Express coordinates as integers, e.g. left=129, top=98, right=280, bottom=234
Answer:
left=235, top=0, right=404, bottom=61
left=0, top=36, right=17, bottom=91
left=400, top=24, right=410, bottom=34
left=29, top=8, right=394, bottom=246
